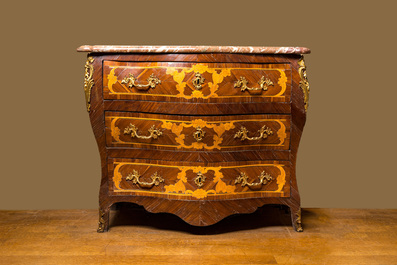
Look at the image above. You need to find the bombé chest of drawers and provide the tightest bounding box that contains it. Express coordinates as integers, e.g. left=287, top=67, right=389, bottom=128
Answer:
left=77, top=45, right=311, bottom=232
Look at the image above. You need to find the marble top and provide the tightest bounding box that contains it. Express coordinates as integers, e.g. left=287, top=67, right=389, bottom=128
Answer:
left=77, top=45, right=310, bottom=54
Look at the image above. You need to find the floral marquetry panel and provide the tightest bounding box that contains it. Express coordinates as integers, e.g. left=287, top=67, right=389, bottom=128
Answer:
left=105, top=112, right=290, bottom=151
left=109, top=159, right=290, bottom=200
left=103, top=62, right=291, bottom=103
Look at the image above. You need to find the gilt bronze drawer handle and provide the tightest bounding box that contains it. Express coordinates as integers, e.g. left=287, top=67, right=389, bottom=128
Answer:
left=126, top=170, right=164, bottom=189
left=192, top=72, right=205, bottom=90
left=234, top=76, right=274, bottom=93
left=124, top=124, right=163, bottom=140
left=234, top=125, right=273, bottom=141
left=121, top=73, right=161, bottom=90
left=193, top=126, right=205, bottom=142
left=235, top=171, right=273, bottom=191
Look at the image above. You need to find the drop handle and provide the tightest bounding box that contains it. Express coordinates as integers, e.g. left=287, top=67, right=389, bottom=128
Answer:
left=234, top=76, right=273, bottom=94
left=121, top=73, right=161, bottom=90
left=235, top=171, right=273, bottom=191
left=126, top=170, right=164, bottom=189
left=124, top=124, right=163, bottom=140
left=234, top=125, right=273, bottom=141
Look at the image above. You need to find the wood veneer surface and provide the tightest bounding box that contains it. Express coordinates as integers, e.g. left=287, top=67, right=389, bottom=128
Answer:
left=0, top=208, right=396, bottom=264
left=83, top=51, right=307, bottom=231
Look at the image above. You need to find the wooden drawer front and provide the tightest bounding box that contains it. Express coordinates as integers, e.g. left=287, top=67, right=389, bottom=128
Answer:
left=109, top=159, right=290, bottom=200
left=105, top=112, right=290, bottom=151
left=103, top=61, right=291, bottom=103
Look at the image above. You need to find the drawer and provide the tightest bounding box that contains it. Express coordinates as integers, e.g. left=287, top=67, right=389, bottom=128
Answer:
left=103, top=61, right=291, bottom=103
left=109, top=158, right=290, bottom=200
left=105, top=112, right=290, bottom=151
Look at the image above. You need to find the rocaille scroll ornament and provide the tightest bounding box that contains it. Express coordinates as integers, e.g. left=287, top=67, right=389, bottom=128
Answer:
left=298, top=57, right=310, bottom=111
left=83, top=56, right=94, bottom=112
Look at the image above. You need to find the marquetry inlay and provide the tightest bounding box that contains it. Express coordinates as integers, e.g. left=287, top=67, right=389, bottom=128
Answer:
left=78, top=45, right=311, bottom=232
left=112, top=162, right=288, bottom=199
left=104, top=62, right=290, bottom=100
left=109, top=116, right=289, bottom=150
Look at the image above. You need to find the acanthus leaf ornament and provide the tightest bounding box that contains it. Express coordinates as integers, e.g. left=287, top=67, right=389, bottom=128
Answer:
left=84, top=56, right=94, bottom=112
left=298, top=56, right=310, bottom=111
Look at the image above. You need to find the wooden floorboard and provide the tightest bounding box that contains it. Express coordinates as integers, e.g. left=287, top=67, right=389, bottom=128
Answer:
left=0, top=206, right=396, bottom=265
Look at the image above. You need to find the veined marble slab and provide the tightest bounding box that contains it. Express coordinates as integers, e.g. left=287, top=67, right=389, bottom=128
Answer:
left=77, top=45, right=310, bottom=54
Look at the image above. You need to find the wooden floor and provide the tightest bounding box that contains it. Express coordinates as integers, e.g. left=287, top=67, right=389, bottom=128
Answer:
left=0, top=205, right=396, bottom=265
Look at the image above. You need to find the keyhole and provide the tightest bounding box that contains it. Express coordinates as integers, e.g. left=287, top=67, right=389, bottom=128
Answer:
left=193, top=72, right=204, bottom=90
left=193, top=127, right=205, bottom=142
left=194, top=171, right=206, bottom=187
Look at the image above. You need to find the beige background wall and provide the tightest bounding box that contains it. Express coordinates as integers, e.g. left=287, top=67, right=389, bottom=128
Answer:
left=1, top=0, right=396, bottom=210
